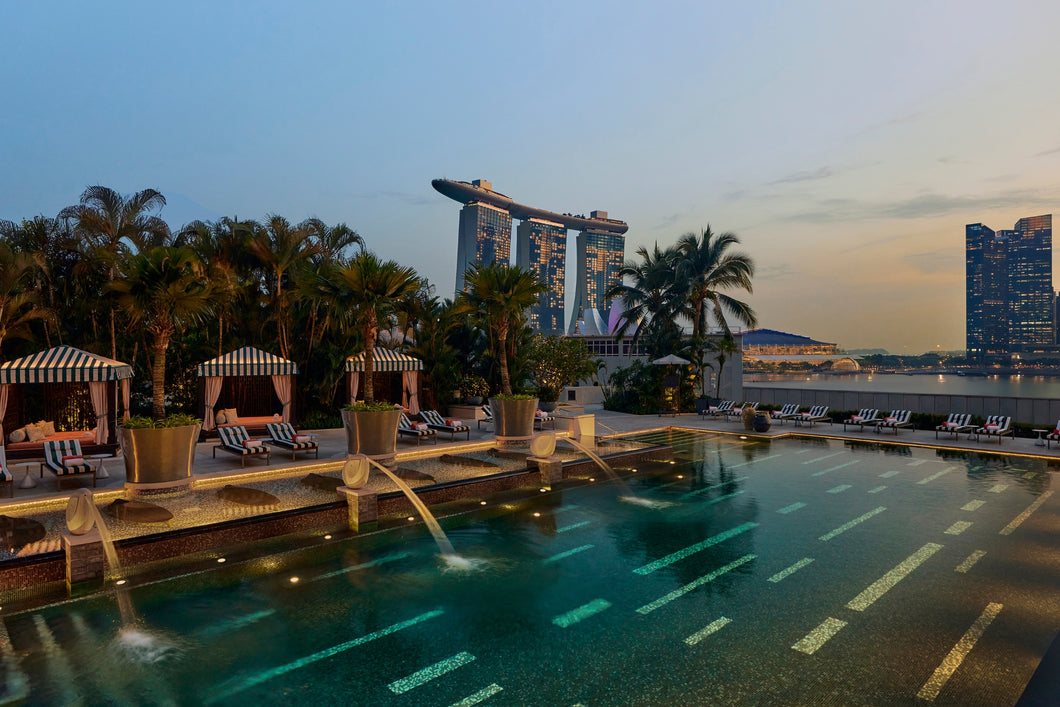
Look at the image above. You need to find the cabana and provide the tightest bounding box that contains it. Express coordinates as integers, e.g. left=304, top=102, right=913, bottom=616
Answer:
left=197, top=346, right=298, bottom=431
left=346, top=349, right=423, bottom=414
left=0, top=345, right=132, bottom=447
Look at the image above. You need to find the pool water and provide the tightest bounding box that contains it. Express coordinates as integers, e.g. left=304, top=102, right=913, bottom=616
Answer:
left=2, top=430, right=1058, bottom=705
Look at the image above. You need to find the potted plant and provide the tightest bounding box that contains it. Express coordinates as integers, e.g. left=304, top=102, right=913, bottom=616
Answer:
left=489, top=393, right=539, bottom=444
left=119, top=413, right=201, bottom=488
left=341, top=401, right=402, bottom=465
left=461, top=375, right=489, bottom=406
left=537, top=385, right=560, bottom=413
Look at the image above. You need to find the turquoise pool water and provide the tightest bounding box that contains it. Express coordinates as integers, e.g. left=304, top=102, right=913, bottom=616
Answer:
left=3, top=430, right=1058, bottom=705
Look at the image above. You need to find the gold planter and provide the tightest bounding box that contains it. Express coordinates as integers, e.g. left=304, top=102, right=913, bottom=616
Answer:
left=490, top=397, right=538, bottom=446
left=341, top=408, right=401, bottom=466
left=120, top=423, right=201, bottom=490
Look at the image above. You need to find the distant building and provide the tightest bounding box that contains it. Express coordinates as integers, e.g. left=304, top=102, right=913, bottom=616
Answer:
left=741, top=329, right=838, bottom=357
left=568, top=220, right=625, bottom=335
left=453, top=181, right=513, bottom=293
left=966, top=215, right=1052, bottom=364
left=516, top=218, right=567, bottom=334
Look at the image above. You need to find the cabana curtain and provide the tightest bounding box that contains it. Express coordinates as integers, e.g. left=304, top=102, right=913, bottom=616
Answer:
left=0, top=384, right=8, bottom=440
left=89, top=382, right=107, bottom=444
left=196, top=347, right=299, bottom=430
left=345, top=350, right=423, bottom=410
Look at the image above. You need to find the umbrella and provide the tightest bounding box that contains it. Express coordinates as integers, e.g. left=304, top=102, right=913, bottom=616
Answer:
left=652, top=354, right=690, bottom=365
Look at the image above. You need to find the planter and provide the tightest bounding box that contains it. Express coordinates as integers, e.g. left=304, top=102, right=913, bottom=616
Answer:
left=341, top=408, right=401, bottom=466
left=489, top=397, right=538, bottom=447
left=538, top=400, right=558, bottom=413
left=753, top=414, right=772, bottom=433
left=463, top=396, right=484, bottom=406
left=120, top=423, right=201, bottom=491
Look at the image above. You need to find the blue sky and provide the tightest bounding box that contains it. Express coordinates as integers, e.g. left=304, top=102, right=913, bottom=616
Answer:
left=2, top=1, right=1059, bottom=352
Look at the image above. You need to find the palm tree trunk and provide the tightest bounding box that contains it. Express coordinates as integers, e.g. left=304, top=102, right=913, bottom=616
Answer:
left=497, top=319, right=511, bottom=396
left=152, top=336, right=169, bottom=419
left=364, top=311, right=377, bottom=403
left=110, top=306, right=117, bottom=360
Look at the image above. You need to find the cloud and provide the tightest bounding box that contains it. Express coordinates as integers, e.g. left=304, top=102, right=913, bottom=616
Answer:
left=1035, top=146, right=1060, bottom=157
left=787, top=187, right=1060, bottom=223
left=756, top=263, right=798, bottom=281
left=352, top=190, right=434, bottom=206
left=768, top=166, right=833, bottom=185
left=654, top=212, right=682, bottom=229
left=901, top=249, right=962, bottom=274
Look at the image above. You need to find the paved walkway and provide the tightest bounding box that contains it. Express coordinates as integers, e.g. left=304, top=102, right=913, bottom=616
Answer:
left=2, top=410, right=1056, bottom=506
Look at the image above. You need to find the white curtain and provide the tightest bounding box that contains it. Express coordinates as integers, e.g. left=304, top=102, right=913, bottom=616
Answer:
left=89, top=381, right=108, bottom=444
left=272, top=374, right=293, bottom=423
left=121, top=379, right=131, bottom=420
left=402, top=371, right=420, bottom=414
left=203, top=376, right=223, bottom=430
left=349, top=372, right=360, bottom=403
left=0, top=384, right=8, bottom=441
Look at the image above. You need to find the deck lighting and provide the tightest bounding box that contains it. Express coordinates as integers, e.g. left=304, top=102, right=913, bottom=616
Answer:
left=480, top=501, right=487, bottom=505
left=407, top=516, right=416, bottom=522
left=533, top=512, right=541, bottom=517
left=323, top=535, right=332, bottom=540
left=289, top=576, right=300, bottom=584
left=115, top=579, right=127, bottom=586
left=739, top=436, right=748, bottom=440
left=539, top=488, right=547, bottom=493
left=589, top=477, right=596, bottom=482
left=677, top=475, right=684, bottom=479
left=217, top=558, right=226, bottom=563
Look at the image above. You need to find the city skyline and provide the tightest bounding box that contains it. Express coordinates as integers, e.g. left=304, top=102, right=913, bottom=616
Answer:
left=3, top=3, right=1060, bottom=352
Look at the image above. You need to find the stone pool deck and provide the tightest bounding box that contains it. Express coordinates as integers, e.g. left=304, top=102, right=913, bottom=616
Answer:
left=1, top=410, right=1057, bottom=506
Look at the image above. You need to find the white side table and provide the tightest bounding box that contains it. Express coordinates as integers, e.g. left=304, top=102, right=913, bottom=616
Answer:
left=15, top=462, right=37, bottom=489
left=1033, top=429, right=1048, bottom=448
left=87, top=453, right=116, bottom=479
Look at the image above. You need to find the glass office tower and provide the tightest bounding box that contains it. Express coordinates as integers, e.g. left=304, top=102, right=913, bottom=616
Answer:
left=569, top=228, right=625, bottom=334
left=516, top=218, right=567, bottom=334
left=454, top=201, right=512, bottom=293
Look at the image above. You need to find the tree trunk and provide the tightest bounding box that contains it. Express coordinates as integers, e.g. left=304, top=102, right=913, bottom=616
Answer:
left=715, top=356, right=726, bottom=399
left=364, top=311, right=377, bottom=403
left=110, top=306, right=117, bottom=360
left=497, top=318, right=511, bottom=396
left=152, top=335, right=170, bottom=419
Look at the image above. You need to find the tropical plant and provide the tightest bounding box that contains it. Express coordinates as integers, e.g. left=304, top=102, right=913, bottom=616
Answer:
left=674, top=227, right=757, bottom=338
left=0, top=242, right=51, bottom=356
left=708, top=334, right=742, bottom=399
left=121, top=413, right=201, bottom=429
left=109, top=246, right=213, bottom=418
left=307, top=251, right=420, bottom=404
left=605, top=243, right=684, bottom=356
left=59, top=186, right=171, bottom=359
left=526, top=335, right=600, bottom=392
left=457, top=263, right=547, bottom=396
left=461, top=374, right=489, bottom=398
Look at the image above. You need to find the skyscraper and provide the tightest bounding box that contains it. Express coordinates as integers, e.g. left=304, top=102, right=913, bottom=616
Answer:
left=568, top=222, right=625, bottom=334
left=516, top=218, right=567, bottom=334
left=965, top=215, right=1052, bottom=364
left=453, top=181, right=512, bottom=292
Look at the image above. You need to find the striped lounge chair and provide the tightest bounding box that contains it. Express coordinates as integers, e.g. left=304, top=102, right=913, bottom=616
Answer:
left=1045, top=420, right=1060, bottom=448
left=794, top=406, right=830, bottom=427
left=41, top=439, right=97, bottom=489
left=875, top=410, right=913, bottom=435
left=0, top=447, right=14, bottom=497
left=772, top=403, right=801, bottom=425
left=420, top=410, right=471, bottom=441
left=399, top=413, right=437, bottom=445
left=534, top=410, right=556, bottom=430
left=478, top=405, right=493, bottom=430
left=975, top=416, right=1013, bottom=444
left=935, top=413, right=974, bottom=440
left=842, top=409, right=880, bottom=431
left=703, top=400, right=734, bottom=418
left=727, top=402, right=758, bottom=421
left=213, top=425, right=271, bottom=466
left=266, top=422, right=319, bottom=460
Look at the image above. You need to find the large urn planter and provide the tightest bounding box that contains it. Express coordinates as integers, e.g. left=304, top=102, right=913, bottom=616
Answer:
left=490, top=396, right=538, bottom=447
left=120, top=423, right=201, bottom=491
left=753, top=413, right=772, bottom=433
left=342, top=407, right=401, bottom=467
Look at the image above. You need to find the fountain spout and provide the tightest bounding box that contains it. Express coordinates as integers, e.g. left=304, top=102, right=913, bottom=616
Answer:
left=363, top=457, right=456, bottom=557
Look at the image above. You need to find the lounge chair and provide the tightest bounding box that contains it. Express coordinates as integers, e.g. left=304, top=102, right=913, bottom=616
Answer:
left=935, top=413, right=974, bottom=440
left=1045, top=420, right=1060, bottom=448
left=478, top=404, right=493, bottom=430
left=727, top=402, right=758, bottom=421
left=975, top=415, right=1013, bottom=444
left=772, top=403, right=801, bottom=425
left=213, top=425, right=271, bottom=467
left=794, top=406, right=830, bottom=427
left=0, top=447, right=14, bottom=498
left=534, top=410, right=556, bottom=430
left=399, top=413, right=437, bottom=445
left=40, top=439, right=97, bottom=489
left=265, top=422, right=320, bottom=460
left=875, top=410, right=913, bottom=435
left=702, top=400, right=734, bottom=418
left=420, top=410, right=471, bottom=441
left=842, top=409, right=880, bottom=431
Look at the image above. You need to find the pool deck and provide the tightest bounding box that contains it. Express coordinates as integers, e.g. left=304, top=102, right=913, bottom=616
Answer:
left=2, top=410, right=1056, bottom=506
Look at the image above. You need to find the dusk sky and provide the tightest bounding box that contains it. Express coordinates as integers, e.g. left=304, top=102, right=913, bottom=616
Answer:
left=3, top=1, right=1059, bottom=353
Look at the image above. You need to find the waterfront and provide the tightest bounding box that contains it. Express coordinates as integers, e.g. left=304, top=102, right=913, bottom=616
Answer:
left=746, top=373, right=1060, bottom=399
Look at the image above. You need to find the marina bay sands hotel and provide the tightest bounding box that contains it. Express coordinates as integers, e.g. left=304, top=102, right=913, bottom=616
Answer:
left=431, top=178, right=628, bottom=335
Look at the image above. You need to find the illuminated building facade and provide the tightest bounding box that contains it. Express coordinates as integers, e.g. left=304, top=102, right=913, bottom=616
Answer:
left=568, top=221, right=625, bottom=335
left=453, top=188, right=512, bottom=292
left=966, top=215, right=1052, bottom=364
left=516, top=218, right=567, bottom=334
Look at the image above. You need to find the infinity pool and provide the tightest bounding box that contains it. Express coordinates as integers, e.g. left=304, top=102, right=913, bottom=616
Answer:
left=2, top=431, right=1058, bottom=705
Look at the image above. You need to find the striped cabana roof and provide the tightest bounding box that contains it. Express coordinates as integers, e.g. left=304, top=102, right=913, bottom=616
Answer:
left=345, top=349, right=423, bottom=373
left=0, top=345, right=133, bottom=384
left=197, top=346, right=299, bottom=377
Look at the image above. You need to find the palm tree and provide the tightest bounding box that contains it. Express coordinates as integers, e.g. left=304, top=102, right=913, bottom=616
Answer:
left=249, top=215, right=321, bottom=360
left=708, top=334, right=742, bottom=399
left=307, top=252, right=420, bottom=404
left=605, top=243, right=684, bottom=352
left=109, top=246, right=213, bottom=418
left=457, top=263, right=547, bottom=396
left=59, top=186, right=171, bottom=359
left=0, top=243, right=51, bottom=356
left=675, top=227, right=757, bottom=337
left=182, top=217, right=257, bottom=355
